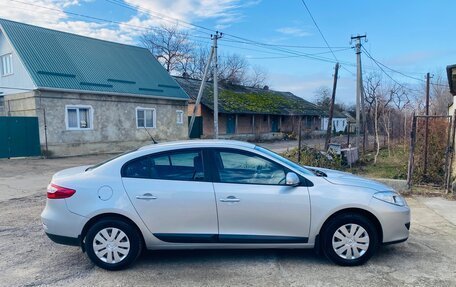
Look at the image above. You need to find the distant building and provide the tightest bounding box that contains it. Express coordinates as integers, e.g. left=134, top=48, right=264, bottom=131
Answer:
left=174, top=76, right=324, bottom=140
left=0, top=19, right=189, bottom=156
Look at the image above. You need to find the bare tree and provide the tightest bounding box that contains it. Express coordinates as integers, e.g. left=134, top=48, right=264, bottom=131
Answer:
left=180, top=46, right=210, bottom=80
left=141, top=25, right=193, bottom=73
left=430, top=73, right=452, bottom=116
left=218, top=54, right=249, bottom=85
left=142, top=24, right=269, bottom=87
left=248, top=65, right=268, bottom=88
left=374, top=92, right=380, bottom=164
left=363, top=73, right=382, bottom=134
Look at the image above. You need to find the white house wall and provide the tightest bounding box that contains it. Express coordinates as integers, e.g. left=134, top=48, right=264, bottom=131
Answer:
left=321, top=117, right=347, bottom=132
left=0, top=28, right=35, bottom=95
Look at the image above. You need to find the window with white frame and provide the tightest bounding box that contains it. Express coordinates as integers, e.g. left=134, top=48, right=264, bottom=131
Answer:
left=1, top=53, right=13, bottom=76
left=65, top=105, right=93, bottom=130
left=136, top=107, right=156, bottom=128
left=176, top=110, right=184, bottom=124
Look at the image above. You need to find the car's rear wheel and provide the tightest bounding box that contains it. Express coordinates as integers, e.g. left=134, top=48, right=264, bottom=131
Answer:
left=321, top=213, right=378, bottom=266
left=85, top=218, right=142, bottom=270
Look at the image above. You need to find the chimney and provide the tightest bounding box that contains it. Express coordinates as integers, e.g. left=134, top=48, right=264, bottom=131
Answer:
left=263, top=85, right=269, bottom=90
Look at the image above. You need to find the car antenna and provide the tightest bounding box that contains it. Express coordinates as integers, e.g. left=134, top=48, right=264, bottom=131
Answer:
left=142, top=126, right=158, bottom=144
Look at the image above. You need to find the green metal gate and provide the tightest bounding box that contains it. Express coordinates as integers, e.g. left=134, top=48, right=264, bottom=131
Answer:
left=0, top=116, right=41, bottom=158
left=188, top=116, right=203, bottom=139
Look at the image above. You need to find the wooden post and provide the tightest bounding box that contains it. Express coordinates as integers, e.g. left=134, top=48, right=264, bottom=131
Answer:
left=235, top=114, right=238, bottom=134
left=404, top=113, right=407, bottom=152
left=444, top=115, right=452, bottom=192
left=446, top=110, right=456, bottom=193
left=298, top=117, right=302, bottom=162
left=325, top=62, right=339, bottom=151
left=252, top=115, right=255, bottom=134
left=424, top=72, right=431, bottom=177
left=407, top=113, right=417, bottom=189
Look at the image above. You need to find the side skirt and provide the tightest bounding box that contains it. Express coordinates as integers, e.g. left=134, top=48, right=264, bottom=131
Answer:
left=153, top=233, right=308, bottom=244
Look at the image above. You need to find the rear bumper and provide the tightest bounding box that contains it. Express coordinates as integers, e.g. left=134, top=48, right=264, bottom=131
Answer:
left=45, top=233, right=80, bottom=247
left=41, top=198, right=87, bottom=239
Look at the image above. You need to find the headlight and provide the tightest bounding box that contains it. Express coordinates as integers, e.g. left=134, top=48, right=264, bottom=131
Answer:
left=373, top=191, right=406, bottom=206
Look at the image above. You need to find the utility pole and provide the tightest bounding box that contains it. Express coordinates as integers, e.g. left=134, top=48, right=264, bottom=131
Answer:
left=423, top=72, right=432, bottom=177
left=188, top=46, right=214, bottom=137
left=351, top=34, right=367, bottom=155
left=188, top=31, right=222, bottom=138
left=325, top=62, right=339, bottom=150
left=212, top=31, right=222, bottom=139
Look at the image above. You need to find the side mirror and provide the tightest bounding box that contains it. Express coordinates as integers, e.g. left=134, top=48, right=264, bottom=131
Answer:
left=286, top=172, right=300, bottom=186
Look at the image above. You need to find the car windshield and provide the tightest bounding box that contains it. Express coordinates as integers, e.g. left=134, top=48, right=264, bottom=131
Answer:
left=254, top=146, right=315, bottom=176
left=85, top=149, right=138, bottom=171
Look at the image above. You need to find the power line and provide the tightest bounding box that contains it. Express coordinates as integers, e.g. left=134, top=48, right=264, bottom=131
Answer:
left=7, top=0, right=361, bottom=75
left=221, top=38, right=350, bottom=49
left=5, top=1, right=357, bottom=66
left=362, top=46, right=448, bottom=89
left=299, top=0, right=338, bottom=61
left=6, top=0, right=212, bottom=41
left=298, top=0, right=356, bottom=77
left=247, top=48, right=352, bottom=59
left=362, top=47, right=422, bottom=93
left=105, top=0, right=214, bottom=35
left=110, top=0, right=355, bottom=66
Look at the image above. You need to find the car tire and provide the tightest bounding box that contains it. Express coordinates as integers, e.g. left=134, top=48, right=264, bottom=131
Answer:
left=85, top=218, right=142, bottom=270
left=321, top=213, right=378, bottom=266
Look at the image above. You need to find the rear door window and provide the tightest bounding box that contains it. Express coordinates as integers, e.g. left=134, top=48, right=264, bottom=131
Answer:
left=122, top=149, right=205, bottom=181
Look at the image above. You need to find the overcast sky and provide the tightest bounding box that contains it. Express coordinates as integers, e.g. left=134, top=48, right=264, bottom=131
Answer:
left=1, top=0, right=454, bottom=105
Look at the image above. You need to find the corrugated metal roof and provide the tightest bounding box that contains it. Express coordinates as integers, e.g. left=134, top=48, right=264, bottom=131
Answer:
left=174, top=76, right=325, bottom=116
left=0, top=18, right=189, bottom=100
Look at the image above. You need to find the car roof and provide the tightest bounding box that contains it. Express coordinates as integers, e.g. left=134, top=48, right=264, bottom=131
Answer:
left=138, top=139, right=256, bottom=151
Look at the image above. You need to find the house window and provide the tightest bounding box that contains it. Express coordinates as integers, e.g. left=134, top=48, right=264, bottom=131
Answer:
left=136, top=107, right=156, bottom=128
left=65, top=105, right=93, bottom=130
left=176, top=110, right=184, bottom=124
left=1, top=53, right=13, bottom=76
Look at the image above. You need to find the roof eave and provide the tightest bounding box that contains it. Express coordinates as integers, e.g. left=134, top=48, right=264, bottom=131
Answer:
left=37, top=87, right=189, bottom=101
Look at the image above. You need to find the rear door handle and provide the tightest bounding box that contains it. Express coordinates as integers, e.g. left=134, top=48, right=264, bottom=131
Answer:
left=220, top=196, right=240, bottom=203
left=136, top=193, right=157, bottom=200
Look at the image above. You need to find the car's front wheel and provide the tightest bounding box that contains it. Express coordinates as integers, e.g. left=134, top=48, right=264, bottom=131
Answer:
left=85, top=218, right=142, bottom=270
left=321, top=213, right=378, bottom=266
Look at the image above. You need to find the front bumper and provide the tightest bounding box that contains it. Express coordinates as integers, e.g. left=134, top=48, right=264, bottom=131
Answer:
left=370, top=199, right=411, bottom=244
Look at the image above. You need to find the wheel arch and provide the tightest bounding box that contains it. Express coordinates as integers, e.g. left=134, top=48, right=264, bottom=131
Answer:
left=80, top=213, right=146, bottom=252
left=317, top=208, right=383, bottom=247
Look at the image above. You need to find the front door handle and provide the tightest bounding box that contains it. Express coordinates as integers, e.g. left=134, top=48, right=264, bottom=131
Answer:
left=220, top=195, right=240, bottom=203
left=136, top=193, right=157, bottom=200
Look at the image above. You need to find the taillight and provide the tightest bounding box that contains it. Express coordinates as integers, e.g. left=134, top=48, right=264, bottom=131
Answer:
left=47, top=183, right=76, bottom=199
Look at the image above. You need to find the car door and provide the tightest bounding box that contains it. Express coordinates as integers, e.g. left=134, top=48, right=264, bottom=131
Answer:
left=121, top=148, right=219, bottom=243
left=211, top=148, right=311, bottom=243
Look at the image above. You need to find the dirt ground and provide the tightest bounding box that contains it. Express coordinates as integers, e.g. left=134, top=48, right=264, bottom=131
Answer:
left=0, top=154, right=455, bottom=287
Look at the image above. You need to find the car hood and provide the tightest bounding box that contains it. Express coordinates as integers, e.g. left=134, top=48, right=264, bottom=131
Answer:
left=52, top=165, right=92, bottom=180
left=306, top=166, right=394, bottom=192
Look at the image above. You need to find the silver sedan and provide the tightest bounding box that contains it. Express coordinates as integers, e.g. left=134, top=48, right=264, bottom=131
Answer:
left=41, top=140, right=410, bottom=270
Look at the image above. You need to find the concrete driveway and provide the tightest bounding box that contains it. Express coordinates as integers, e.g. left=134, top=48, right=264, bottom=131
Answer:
left=0, top=155, right=455, bottom=287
